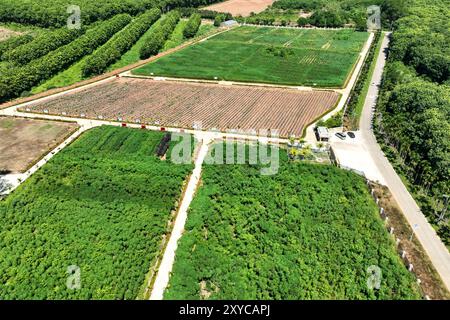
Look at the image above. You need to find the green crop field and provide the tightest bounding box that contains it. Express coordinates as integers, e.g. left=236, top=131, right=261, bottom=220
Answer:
left=164, top=146, right=421, bottom=299
left=133, top=26, right=369, bottom=87
left=0, top=126, right=193, bottom=299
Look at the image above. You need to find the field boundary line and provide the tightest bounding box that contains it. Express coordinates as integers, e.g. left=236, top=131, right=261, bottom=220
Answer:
left=0, top=26, right=234, bottom=111
left=122, top=73, right=341, bottom=93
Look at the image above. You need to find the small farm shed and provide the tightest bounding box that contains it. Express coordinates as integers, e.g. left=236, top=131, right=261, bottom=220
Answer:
left=221, top=20, right=238, bottom=28
left=316, top=126, right=330, bottom=142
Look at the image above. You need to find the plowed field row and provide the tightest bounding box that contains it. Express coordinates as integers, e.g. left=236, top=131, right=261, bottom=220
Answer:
left=25, top=78, right=340, bottom=137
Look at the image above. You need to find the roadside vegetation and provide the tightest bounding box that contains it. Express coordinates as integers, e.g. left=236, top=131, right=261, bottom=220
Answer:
left=373, top=0, right=450, bottom=247
left=165, top=147, right=421, bottom=299
left=0, top=126, right=193, bottom=299
left=342, top=31, right=382, bottom=130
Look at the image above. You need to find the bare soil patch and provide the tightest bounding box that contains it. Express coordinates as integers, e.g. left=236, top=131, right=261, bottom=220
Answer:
left=0, top=117, right=78, bottom=173
left=0, top=27, right=22, bottom=41
left=204, top=0, right=275, bottom=17
left=25, top=78, right=340, bottom=137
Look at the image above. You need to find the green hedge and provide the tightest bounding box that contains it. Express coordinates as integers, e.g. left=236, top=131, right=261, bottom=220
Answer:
left=183, top=13, right=201, bottom=39
left=0, top=34, right=33, bottom=59
left=139, top=10, right=181, bottom=59
left=0, top=14, right=131, bottom=101
left=2, top=28, right=84, bottom=65
left=82, top=8, right=161, bottom=77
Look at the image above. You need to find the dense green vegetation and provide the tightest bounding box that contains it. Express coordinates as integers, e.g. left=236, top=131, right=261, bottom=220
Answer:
left=374, top=0, right=449, bottom=245
left=31, top=18, right=216, bottom=94
left=82, top=8, right=161, bottom=77
left=0, top=14, right=131, bottom=101
left=140, top=10, right=181, bottom=59
left=0, top=0, right=223, bottom=28
left=165, top=148, right=421, bottom=299
left=183, top=13, right=201, bottom=39
left=0, top=34, right=33, bottom=58
left=240, top=0, right=405, bottom=29
left=268, top=0, right=405, bottom=30
left=2, top=27, right=83, bottom=65
left=0, top=126, right=193, bottom=299
left=133, top=26, right=369, bottom=87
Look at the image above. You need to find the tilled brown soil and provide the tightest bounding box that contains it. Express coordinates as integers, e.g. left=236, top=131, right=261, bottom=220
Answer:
left=25, top=78, right=340, bottom=137
left=204, top=0, right=275, bottom=17
left=0, top=117, right=78, bottom=173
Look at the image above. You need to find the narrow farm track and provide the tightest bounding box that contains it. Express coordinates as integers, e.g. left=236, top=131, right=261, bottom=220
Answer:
left=150, top=137, right=211, bottom=300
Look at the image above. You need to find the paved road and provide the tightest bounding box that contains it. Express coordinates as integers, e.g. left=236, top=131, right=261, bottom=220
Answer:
left=304, top=32, right=374, bottom=142
left=360, top=32, right=450, bottom=291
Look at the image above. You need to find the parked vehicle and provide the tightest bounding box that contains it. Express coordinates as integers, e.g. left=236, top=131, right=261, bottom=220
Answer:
left=347, top=132, right=356, bottom=138
left=336, top=132, right=347, bottom=140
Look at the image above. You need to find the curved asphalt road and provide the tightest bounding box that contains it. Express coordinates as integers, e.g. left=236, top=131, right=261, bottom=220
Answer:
left=360, top=32, right=450, bottom=291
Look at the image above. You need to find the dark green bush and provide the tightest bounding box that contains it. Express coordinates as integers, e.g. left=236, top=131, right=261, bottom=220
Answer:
left=183, top=13, right=201, bottom=39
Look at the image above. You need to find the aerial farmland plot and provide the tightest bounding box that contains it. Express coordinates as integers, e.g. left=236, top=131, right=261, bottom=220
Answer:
left=0, top=126, right=193, bottom=299
left=24, top=77, right=340, bottom=137
left=132, top=26, right=369, bottom=87
left=0, top=117, right=78, bottom=173
left=164, top=148, right=421, bottom=300
left=203, top=0, right=275, bottom=17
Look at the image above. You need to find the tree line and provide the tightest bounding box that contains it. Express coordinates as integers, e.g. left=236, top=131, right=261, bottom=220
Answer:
left=374, top=0, right=449, bottom=245
left=139, top=10, right=181, bottom=59
left=0, top=14, right=131, bottom=101
left=2, top=27, right=84, bottom=65
left=0, top=0, right=224, bottom=28
left=82, top=8, right=161, bottom=77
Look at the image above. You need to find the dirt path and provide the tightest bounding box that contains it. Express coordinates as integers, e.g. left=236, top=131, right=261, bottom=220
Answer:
left=0, top=27, right=22, bottom=41
left=149, top=137, right=211, bottom=300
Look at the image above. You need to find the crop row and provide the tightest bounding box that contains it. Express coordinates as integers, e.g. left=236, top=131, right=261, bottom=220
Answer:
left=25, top=77, right=339, bottom=137
left=2, top=27, right=84, bottom=65
left=82, top=8, right=161, bottom=77
left=0, top=34, right=33, bottom=58
left=139, top=10, right=181, bottom=59
left=0, top=14, right=131, bottom=101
